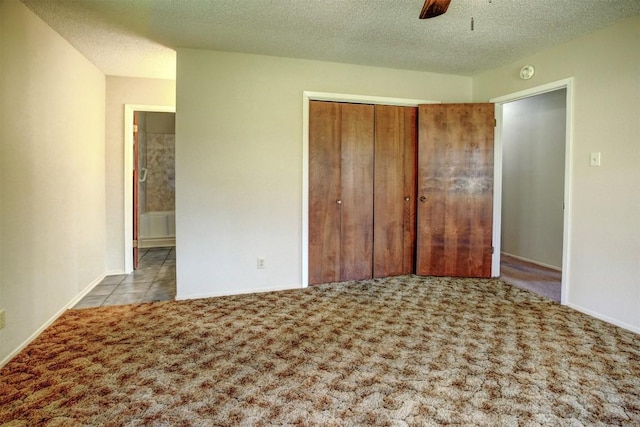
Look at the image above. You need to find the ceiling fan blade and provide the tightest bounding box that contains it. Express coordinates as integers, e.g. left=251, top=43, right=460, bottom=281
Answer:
left=419, top=0, right=452, bottom=19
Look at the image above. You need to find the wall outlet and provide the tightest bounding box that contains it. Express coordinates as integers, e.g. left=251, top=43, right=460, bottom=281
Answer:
left=257, top=257, right=265, bottom=269
left=0, top=309, right=5, bottom=330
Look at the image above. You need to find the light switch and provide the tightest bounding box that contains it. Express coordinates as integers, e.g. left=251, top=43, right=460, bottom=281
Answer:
left=590, top=152, right=601, bottom=167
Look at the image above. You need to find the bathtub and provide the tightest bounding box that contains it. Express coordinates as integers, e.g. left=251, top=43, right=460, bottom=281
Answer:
left=139, top=210, right=175, bottom=248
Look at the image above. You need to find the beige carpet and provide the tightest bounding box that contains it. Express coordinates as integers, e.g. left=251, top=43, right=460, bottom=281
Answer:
left=1, top=276, right=639, bottom=426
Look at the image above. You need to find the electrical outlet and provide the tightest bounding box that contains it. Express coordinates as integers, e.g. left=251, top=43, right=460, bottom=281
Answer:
left=257, top=257, right=265, bottom=269
left=0, top=309, right=5, bottom=330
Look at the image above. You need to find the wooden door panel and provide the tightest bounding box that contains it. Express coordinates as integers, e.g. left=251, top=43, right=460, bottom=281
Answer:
left=309, top=101, right=342, bottom=285
left=417, top=103, right=494, bottom=277
left=402, top=107, right=418, bottom=274
left=373, top=105, right=417, bottom=277
left=374, top=105, right=404, bottom=277
left=340, top=103, right=375, bottom=281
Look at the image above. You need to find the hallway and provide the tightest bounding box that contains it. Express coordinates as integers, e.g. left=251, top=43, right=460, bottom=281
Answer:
left=500, top=254, right=562, bottom=302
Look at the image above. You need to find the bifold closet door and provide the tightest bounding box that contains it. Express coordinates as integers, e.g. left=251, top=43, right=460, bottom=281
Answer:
left=308, top=101, right=374, bottom=285
left=374, top=105, right=417, bottom=277
left=309, top=101, right=341, bottom=284
left=416, top=103, right=495, bottom=278
left=340, top=104, right=375, bottom=282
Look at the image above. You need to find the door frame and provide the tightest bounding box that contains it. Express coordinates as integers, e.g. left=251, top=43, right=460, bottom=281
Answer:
left=124, top=104, right=176, bottom=273
left=490, top=78, right=574, bottom=304
left=301, top=92, right=438, bottom=287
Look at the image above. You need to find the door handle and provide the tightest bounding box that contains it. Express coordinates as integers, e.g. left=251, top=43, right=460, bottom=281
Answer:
left=404, top=197, right=410, bottom=202
left=419, top=196, right=427, bottom=203
left=336, top=199, right=342, bottom=205
left=139, top=168, right=148, bottom=183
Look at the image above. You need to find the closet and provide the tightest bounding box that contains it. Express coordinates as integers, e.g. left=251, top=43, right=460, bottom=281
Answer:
left=308, top=101, right=417, bottom=285
left=309, top=101, right=495, bottom=284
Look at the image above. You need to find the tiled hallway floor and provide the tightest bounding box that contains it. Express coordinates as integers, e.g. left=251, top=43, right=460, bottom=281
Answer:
left=74, top=247, right=176, bottom=309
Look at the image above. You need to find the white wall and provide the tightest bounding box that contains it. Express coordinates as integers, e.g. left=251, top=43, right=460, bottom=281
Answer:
left=0, top=0, right=106, bottom=363
left=502, top=90, right=566, bottom=268
left=474, top=15, right=640, bottom=332
left=176, top=49, right=472, bottom=299
left=105, top=77, right=175, bottom=273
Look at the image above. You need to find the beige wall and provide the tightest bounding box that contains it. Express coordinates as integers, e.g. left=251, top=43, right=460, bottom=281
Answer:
left=474, top=15, right=640, bottom=331
left=105, top=77, right=175, bottom=272
left=0, top=1, right=106, bottom=363
left=176, top=49, right=472, bottom=298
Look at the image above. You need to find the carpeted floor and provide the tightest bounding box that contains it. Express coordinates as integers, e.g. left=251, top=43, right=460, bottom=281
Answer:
left=1, top=276, right=639, bottom=426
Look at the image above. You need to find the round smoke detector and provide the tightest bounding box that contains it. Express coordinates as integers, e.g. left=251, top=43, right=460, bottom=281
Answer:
left=520, top=65, right=535, bottom=80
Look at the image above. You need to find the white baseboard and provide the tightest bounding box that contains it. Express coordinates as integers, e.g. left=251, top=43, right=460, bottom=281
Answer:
left=68, top=273, right=107, bottom=307
left=104, top=270, right=127, bottom=276
left=501, top=251, right=562, bottom=271
left=0, top=273, right=106, bottom=368
left=565, top=302, right=640, bottom=335
left=139, top=237, right=175, bottom=248
left=175, top=283, right=303, bottom=301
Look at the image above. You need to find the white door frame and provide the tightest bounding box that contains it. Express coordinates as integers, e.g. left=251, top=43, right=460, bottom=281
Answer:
left=123, top=104, right=176, bottom=273
left=301, top=92, right=439, bottom=288
left=490, top=78, right=574, bottom=304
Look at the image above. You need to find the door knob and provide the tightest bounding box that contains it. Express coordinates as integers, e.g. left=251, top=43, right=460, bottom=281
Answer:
left=419, top=196, right=427, bottom=203
left=404, top=197, right=410, bottom=202
left=336, top=199, right=342, bottom=205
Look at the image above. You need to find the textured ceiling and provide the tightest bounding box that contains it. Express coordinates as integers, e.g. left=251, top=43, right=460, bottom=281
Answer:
left=21, top=0, right=640, bottom=79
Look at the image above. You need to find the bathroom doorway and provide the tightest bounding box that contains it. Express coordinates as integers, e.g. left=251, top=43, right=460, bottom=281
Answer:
left=133, top=111, right=176, bottom=269
left=124, top=104, right=176, bottom=273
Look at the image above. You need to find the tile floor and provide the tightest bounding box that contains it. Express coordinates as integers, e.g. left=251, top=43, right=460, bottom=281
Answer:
left=74, top=247, right=176, bottom=309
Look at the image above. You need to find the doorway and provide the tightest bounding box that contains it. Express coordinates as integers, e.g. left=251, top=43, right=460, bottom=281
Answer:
left=124, top=104, right=176, bottom=273
left=134, top=111, right=176, bottom=268
left=491, top=79, right=573, bottom=304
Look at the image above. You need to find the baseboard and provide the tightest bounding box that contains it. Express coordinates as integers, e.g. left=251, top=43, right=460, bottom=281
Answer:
left=139, top=237, right=176, bottom=248
left=104, top=270, right=126, bottom=276
left=501, top=251, right=562, bottom=271
left=566, top=302, right=640, bottom=335
left=175, top=283, right=303, bottom=301
left=68, top=273, right=107, bottom=307
left=0, top=273, right=106, bottom=368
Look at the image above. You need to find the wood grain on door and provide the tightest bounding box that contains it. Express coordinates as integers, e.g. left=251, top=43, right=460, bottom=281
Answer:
left=416, top=103, right=494, bottom=278
left=374, top=105, right=417, bottom=277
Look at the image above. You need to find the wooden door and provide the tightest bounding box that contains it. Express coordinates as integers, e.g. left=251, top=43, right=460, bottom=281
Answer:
left=308, top=101, right=374, bottom=284
left=416, top=103, right=494, bottom=277
left=340, top=103, right=374, bottom=282
left=309, top=101, right=342, bottom=284
left=133, top=111, right=140, bottom=270
left=374, top=105, right=417, bottom=277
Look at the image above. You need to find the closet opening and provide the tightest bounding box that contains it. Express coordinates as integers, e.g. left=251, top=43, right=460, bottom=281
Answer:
left=303, top=93, right=496, bottom=286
